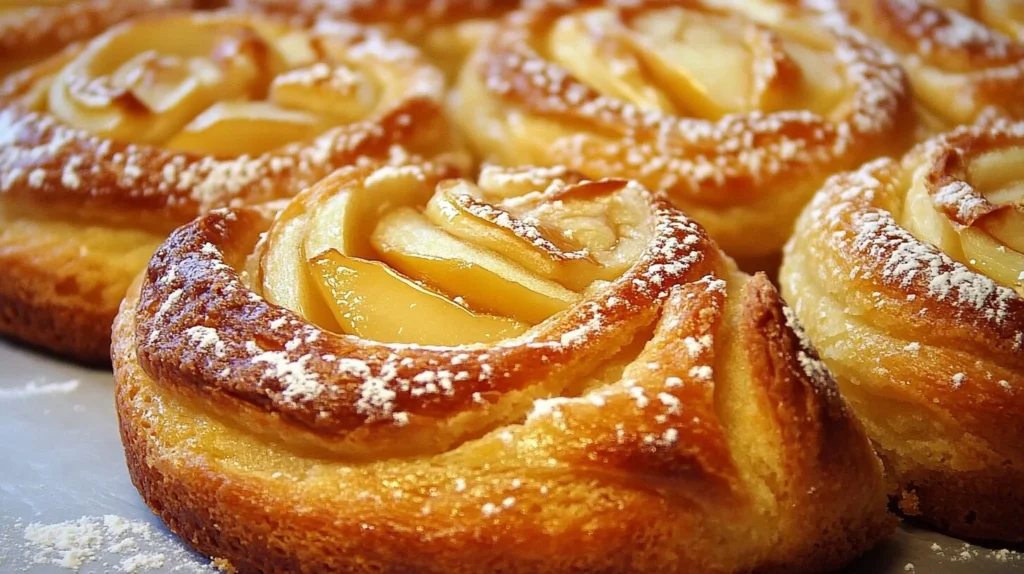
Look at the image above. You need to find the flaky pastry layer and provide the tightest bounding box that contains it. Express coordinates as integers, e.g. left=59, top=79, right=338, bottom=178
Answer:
left=781, top=120, right=1024, bottom=542
left=454, top=0, right=912, bottom=259
left=114, top=162, right=892, bottom=573
left=837, top=0, right=1024, bottom=135
left=0, top=10, right=466, bottom=361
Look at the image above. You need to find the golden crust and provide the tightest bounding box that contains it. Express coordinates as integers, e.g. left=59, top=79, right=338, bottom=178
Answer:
left=114, top=163, right=892, bottom=573
left=0, top=10, right=468, bottom=360
left=837, top=0, right=1024, bottom=134
left=453, top=0, right=912, bottom=258
left=781, top=120, right=1024, bottom=542
left=0, top=0, right=190, bottom=76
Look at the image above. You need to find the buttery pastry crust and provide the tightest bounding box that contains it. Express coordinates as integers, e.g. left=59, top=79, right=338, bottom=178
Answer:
left=114, top=162, right=892, bottom=573
left=0, top=10, right=467, bottom=362
left=780, top=120, right=1024, bottom=542
left=453, top=0, right=912, bottom=260
left=836, top=0, right=1024, bottom=135
left=0, top=0, right=190, bottom=76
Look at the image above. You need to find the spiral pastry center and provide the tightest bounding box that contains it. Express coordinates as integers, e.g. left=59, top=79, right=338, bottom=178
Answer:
left=542, top=4, right=846, bottom=120
left=254, top=165, right=656, bottom=346
left=16, top=13, right=442, bottom=157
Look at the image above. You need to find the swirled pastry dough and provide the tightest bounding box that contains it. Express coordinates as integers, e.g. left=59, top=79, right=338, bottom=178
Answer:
left=781, top=119, right=1024, bottom=542
left=839, top=0, right=1024, bottom=134
left=454, top=0, right=912, bottom=260
left=0, top=10, right=466, bottom=361
left=113, top=162, right=892, bottom=573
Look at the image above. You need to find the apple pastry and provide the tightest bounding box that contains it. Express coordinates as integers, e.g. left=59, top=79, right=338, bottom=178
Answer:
left=453, top=0, right=912, bottom=262
left=837, top=0, right=1024, bottom=135
left=0, top=10, right=467, bottom=362
left=228, top=0, right=522, bottom=78
left=781, top=120, right=1024, bottom=542
left=113, top=162, right=893, bottom=573
left=0, top=0, right=191, bottom=76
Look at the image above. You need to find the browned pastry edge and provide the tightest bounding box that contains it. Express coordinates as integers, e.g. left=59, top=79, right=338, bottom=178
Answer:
left=114, top=272, right=895, bottom=574
left=0, top=0, right=192, bottom=74
left=0, top=256, right=114, bottom=364
left=881, top=449, right=1024, bottom=544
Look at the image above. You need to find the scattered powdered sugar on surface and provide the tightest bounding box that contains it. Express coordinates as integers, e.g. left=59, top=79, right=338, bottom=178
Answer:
left=0, top=379, right=79, bottom=399
left=929, top=540, right=1024, bottom=564
left=11, top=515, right=216, bottom=572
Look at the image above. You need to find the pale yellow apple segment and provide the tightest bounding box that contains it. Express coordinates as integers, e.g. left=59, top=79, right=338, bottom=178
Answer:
left=424, top=184, right=600, bottom=289
left=548, top=11, right=675, bottom=113
left=309, top=249, right=529, bottom=345
left=959, top=227, right=1024, bottom=296
left=626, top=9, right=750, bottom=119
left=164, top=100, right=327, bottom=156
left=371, top=207, right=581, bottom=324
left=47, top=20, right=263, bottom=144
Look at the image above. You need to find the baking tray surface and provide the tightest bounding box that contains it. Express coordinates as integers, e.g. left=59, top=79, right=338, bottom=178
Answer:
left=1, top=340, right=1021, bottom=573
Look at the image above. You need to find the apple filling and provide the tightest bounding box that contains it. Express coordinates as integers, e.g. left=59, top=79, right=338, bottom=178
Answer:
left=256, top=169, right=655, bottom=346
left=33, top=14, right=396, bottom=156
left=901, top=147, right=1024, bottom=296
left=544, top=5, right=845, bottom=120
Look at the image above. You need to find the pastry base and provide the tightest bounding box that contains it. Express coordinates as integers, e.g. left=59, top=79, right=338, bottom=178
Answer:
left=113, top=277, right=894, bottom=574
left=0, top=206, right=162, bottom=363
left=883, top=450, right=1024, bottom=544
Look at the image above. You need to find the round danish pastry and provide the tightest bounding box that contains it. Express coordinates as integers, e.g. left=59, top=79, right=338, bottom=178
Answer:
left=0, top=0, right=191, bottom=76
left=780, top=120, right=1024, bottom=542
left=0, top=10, right=466, bottom=362
left=113, top=162, right=893, bottom=573
left=228, top=0, right=522, bottom=77
left=837, top=0, right=1024, bottom=135
left=454, top=0, right=912, bottom=262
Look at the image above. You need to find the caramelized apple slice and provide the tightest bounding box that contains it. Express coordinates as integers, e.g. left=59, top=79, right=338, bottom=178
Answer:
left=309, top=249, right=528, bottom=345
left=260, top=205, right=340, bottom=330
left=548, top=10, right=675, bottom=113
left=270, top=63, right=380, bottom=123
left=626, top=8, right=751, bottom=118
left=47, top=19, right=264, bottom=144
left=424, top=182, right=600, bottom=289
left=165, top=100, right=327, bottom=156
left=304, top=168, right=436, bottom=262
left=372, top=208, right=580, bottom=324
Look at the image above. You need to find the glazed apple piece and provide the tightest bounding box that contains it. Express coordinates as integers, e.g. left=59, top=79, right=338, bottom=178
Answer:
left=260, top=167, right=434, bottom=330
left=309, top=249, right=528, bottom=345
left=165, top=100, right=328, bottom=156
left=625, top=8, right=751, bottom=118
left=304, top=168, right=436, bottom=262
left=424, top=181, right=600, bottom=288
left=48, top=20, right=264, bottom=144
left=270, top=62, right=380, bottom=123
left=371, top=207, right=580, bottom=324
left=259, top=202, right=340, bottom=330
left=548, top=10, right=675, bottom=113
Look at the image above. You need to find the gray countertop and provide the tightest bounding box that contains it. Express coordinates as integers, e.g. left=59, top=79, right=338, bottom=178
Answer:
left=1, top=339, right=1021, bottom=574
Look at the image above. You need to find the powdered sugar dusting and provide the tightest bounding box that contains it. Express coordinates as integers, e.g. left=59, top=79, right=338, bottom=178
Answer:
left=14, top=515, right=213, bottom=572
left=851, top=209, right=1017, bottom=325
